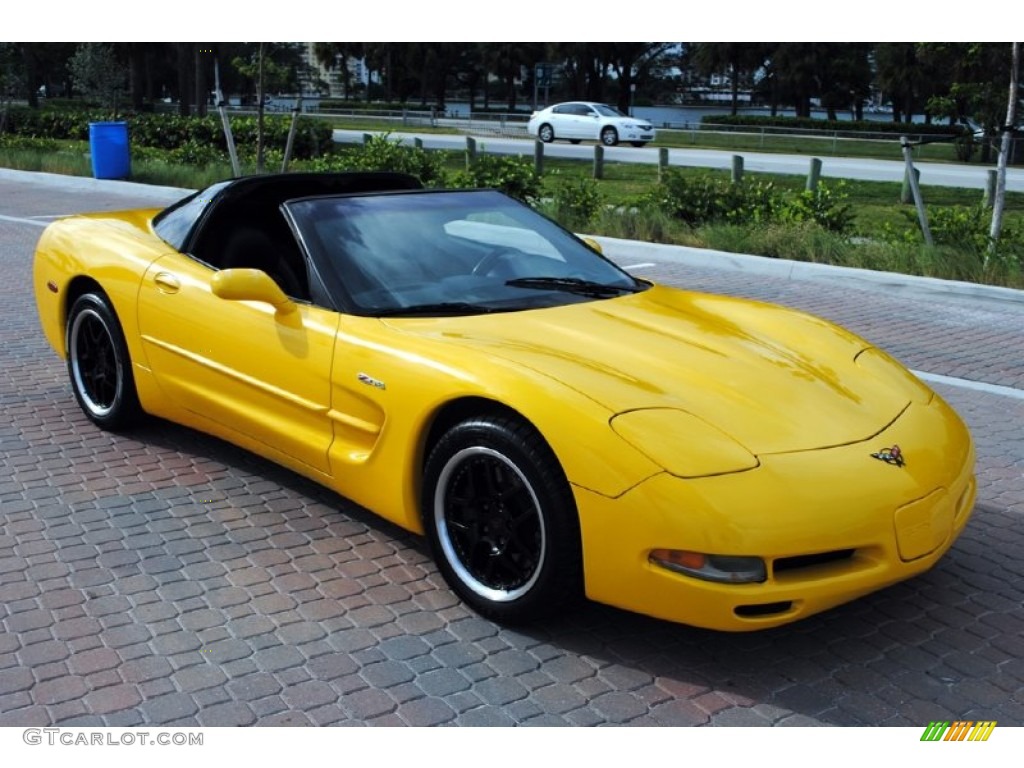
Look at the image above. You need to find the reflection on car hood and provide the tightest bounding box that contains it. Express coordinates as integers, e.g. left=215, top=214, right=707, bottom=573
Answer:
left=387, top=285, right=912, bottom=454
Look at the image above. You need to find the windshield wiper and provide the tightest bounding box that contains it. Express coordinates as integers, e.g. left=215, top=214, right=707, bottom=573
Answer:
left=373, top=302, right=503, bottom=317
left=505, top=276, right=643, bottom=297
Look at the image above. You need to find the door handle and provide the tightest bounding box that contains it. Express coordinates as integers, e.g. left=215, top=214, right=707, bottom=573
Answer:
left=154, top=272, right=181, bottom=293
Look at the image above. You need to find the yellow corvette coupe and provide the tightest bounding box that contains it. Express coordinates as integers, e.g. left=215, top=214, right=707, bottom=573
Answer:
left=33, top=172, right=976, bottom=631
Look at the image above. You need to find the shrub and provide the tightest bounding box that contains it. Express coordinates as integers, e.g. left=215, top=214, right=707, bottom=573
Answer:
left=546, top=174, right=603, bottom=230
left=1, top=107, right=333, bottom=160
left=778, top=182, right=854, bottom=234
left=315, top=133, right=449, bottom=186
left=454, top=153, right=542, bottom=204
left=649, top=171, right=783, bottom=227
left=167, top=139, right=227, bottom=167
left=0, top=135, right=60, bottom=151
left=650, top=170, right=853, bottom=234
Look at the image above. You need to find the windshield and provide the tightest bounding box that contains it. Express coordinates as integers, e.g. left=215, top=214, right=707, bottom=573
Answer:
left=285, top=189, right=643, bottom=316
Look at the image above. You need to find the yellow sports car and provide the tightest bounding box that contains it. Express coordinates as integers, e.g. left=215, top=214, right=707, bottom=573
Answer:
left=33, top=172, right=976, bottom=631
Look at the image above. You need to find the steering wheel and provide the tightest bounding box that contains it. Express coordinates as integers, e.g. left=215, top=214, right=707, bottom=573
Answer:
left=471, top=248, right=520, bottom=278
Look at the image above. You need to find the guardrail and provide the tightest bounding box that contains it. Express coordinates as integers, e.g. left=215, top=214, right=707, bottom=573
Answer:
left=309, top=106, right=532, bottom=137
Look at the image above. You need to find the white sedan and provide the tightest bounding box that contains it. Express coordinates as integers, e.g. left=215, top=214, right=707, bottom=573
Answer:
left=527, top=102, right=656, bottom=147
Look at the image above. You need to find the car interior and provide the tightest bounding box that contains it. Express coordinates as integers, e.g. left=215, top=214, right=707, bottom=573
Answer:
left=185, top=173, right=423, bottom=309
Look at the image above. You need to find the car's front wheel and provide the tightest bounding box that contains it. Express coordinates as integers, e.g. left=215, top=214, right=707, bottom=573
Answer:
left=423, top=414, right=582, bottom=624
left=537, top=124, right=555, bottom=143
left=600, top=127, right=619, bottom=146
left=66, top=291, right=142, bottom=431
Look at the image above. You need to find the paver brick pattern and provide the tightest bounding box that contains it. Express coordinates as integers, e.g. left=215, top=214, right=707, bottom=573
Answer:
left=1, top=196, right=1023, bottom=726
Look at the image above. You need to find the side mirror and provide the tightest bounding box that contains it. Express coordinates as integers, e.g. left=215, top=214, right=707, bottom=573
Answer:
left=212, top=268, right=296, bottom=314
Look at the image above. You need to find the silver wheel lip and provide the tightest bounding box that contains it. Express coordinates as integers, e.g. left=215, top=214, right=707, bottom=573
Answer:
left=433, top=445, right=547, bottom=603
left=68, top=305, right=121, bottom=418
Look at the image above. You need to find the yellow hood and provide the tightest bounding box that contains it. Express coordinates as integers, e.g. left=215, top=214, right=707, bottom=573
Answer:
left=388, top=285, right=916, bottom=455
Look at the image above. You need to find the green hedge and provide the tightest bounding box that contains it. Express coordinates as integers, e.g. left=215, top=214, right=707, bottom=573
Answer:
left=1, top=107, right=333, bottom=159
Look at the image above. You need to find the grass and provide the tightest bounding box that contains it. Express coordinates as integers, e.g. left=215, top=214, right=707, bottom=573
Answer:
left=653, top=127, right=967, bottom=163
left=0, top=145, right=92, bottom=176
left=2, top=138, right=1022, bottom=289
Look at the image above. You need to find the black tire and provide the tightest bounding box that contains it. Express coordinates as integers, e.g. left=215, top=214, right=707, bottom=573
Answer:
left=569, top=139, right=581, bottom=145
left=629, top=141, right=647, bottom=148
left=422, top=414, right=583, bottom=624
left=66, top=291, right=142, bottom=431
left=600, top=127, right=619, bottom=146
left=538, top=123, right=555, bottom=143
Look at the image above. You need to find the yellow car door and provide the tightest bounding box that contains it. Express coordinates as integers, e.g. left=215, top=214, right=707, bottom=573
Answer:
left=137, top=252, right=339, bottom=475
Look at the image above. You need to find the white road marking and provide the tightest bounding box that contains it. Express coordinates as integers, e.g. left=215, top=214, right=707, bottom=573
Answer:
left=914, top=370, right=1024, bottom=401
left=0, top=214, right=48, bottom=228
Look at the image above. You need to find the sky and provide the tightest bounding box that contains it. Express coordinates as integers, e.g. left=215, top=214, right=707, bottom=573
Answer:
left=6, top=3, right=996, bottom=43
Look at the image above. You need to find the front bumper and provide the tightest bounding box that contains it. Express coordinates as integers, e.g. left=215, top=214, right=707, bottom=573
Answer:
left=575, top=395, right=975, bottom=631
left=621, top=127, right=655, bottom=142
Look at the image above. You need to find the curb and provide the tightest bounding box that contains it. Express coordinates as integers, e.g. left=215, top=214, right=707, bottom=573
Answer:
left=0, top=168, right=191, bottom=201
left=4, top=167, right=1022, bottom=306
left=588, top=234, right=1024, bottom=307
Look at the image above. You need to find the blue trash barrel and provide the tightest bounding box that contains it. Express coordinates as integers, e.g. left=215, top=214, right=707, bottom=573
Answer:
left=89, top=121, right=130, bottom=179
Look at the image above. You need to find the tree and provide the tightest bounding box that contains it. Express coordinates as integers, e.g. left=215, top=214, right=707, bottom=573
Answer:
left=69, top=43, right=127, bottom=116
left=875, top=43, right=936, bottom=123
left=487, top=43, right=539, bottom=110
left=603, top=43, right=673, bottom=113
left=1, top=43, right=23, bottom=132
left=989, top=41, right=1020, bottom=255
left=758, top=44, right=873, bottom=120
left=920, top=43, right=1014, bottom=163
left=313, top=42, right=365, bottom=100
left=690, top=43, right=768, bottom=115
left=556, top=43, right=609, bottom=103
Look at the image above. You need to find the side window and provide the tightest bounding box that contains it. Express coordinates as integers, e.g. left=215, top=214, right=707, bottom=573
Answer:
left=193, top=203, right=312, bottom=303
left=553, top=104, right=571, bottom=115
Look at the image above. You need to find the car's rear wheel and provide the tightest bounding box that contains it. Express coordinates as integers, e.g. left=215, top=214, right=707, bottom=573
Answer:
left=66, top=291, right=141, bottom=431
left=423, top=414, right=582, bottom=624
left=538, top=124, right=555, bottom=143
left=600, top=127, right=619, bottom=146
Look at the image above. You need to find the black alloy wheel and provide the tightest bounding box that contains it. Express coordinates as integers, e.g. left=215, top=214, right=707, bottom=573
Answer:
left=423, top=414, right=582, bottom=623
left=66, top=291, right=142, bottom=430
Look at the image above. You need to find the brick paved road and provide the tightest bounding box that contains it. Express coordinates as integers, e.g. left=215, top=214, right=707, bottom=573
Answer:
left=1, top=173, right=1022, bottom=726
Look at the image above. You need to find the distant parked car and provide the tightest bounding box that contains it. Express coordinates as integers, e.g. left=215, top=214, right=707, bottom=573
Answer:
left=527, top=102, right=656, bottom=147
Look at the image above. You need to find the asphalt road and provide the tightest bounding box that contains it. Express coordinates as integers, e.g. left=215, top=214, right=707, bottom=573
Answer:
left=1, top=170, right=1022, bottom=729
left=333, top=129, right=1024, bottom=192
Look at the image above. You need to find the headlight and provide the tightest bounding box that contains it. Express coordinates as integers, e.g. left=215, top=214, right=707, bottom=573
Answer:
left=611, top=408, right=758, bottom=478
left=650, top=549, right=767, bottom=583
